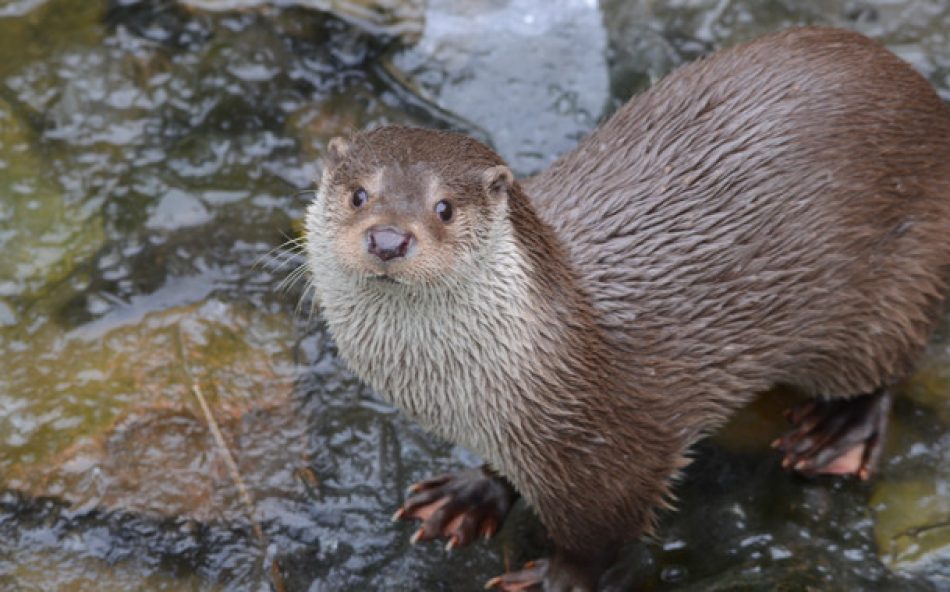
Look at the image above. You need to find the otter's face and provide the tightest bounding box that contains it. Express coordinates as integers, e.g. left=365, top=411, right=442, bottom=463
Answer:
left=306, top=127, right=514, bottom=286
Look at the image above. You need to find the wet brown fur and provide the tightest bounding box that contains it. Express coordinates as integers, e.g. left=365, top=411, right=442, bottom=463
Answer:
left=307, top=27, right=950, bottom=572
left=527, top=27, right=950, bottom=435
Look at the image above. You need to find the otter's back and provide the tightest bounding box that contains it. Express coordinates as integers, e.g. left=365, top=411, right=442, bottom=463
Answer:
left=526, top=27, right=950, bottom=402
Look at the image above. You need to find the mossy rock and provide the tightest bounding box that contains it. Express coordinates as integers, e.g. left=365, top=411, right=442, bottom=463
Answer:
left=901, top=348, right=950, bottom=425
left=178, top=0, right=425, bottom=41
left=3, top=545, right=216, bottom=592
left=871, top=469, right=950, bottom=581
left=0, top=98, right=106, bottom=303
left=710, top=387, right=800, bottom=455
left=0, top=298, right=295, bottom=474
left=3, top=297, right=306, bottom=527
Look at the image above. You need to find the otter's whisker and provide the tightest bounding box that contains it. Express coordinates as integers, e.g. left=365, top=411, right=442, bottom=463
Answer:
left=253, top=235, right=306, bottom=273
left=278, top=263, right=311, bottom=294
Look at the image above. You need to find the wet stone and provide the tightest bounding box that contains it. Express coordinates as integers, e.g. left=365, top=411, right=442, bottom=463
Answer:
left=872, top=470, right=950, bottom=583
left=384, top=0, right=610, bottom=176
left=710, top=387, right=801, bottom=455
left=0, top=300, right=15, bottom=327
left=146, top=189, right=213, bottom=232
left=7, top=398, right=308, bottom=527
left=902, top=320, right=950, bottom=425
left=0, top=534, right=218, bottom=592
left=872, top=419, right=950, bottom=586
left=177, top=0, right=425, bottom=42
left=287, top=85, right=423, bottom=168
left=0, top=97, right=106, bottom=302
left=598, top=0, right=950, bottom=99
left=0, top=299, right=296, bottom=474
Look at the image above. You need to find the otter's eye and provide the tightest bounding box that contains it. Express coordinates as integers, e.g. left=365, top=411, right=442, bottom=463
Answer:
left=435, top=199, right=453, bottom=223
left=351, top=187, right=368, bottom=209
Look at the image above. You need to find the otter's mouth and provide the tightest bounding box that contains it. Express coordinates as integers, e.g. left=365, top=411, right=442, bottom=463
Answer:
left=369, top=274, right=400, bottom=285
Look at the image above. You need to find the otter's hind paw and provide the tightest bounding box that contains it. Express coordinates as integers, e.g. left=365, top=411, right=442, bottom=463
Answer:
left=772, top=388, right=892, bottom=479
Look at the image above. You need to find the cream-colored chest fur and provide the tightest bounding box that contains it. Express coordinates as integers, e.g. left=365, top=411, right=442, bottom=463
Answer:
left=307, top=222, right=541, bottom=470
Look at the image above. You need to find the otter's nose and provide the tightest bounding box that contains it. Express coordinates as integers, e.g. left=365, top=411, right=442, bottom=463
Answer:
left=366, top=226, right=414, bottom=262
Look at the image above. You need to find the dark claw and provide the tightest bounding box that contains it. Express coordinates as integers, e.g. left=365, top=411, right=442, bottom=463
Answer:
left=451, top=509, right=480, bottom=547
left=485, top=550, right=608, bottom=592
left=485, top=559, right=548, bottom=591
left=409, top=473, right=453, bottom=493
left=787, top=408, right=860, bottom=463
left=399, top=486, right=448, bottom=517
left=775, top=388, right=892, bottom=478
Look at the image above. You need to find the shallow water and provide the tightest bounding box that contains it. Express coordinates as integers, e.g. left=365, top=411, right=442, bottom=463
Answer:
left=0, top=0, right=949, bottom=590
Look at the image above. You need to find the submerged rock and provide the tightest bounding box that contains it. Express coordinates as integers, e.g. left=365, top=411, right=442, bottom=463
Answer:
left=872, top=469, right=950, bottom=585
left=383, top=0, right=610, bottom=175
left=2, top=296, right=309, bottom=547
left=902, top=321, right=950, bottom=425
left=872, top=418, right=950, bottom=588
left=8, top=397, right=310, bottom=527
left=287, top=85, right=422, bottom=167
left=711, top=387, right=801, bottom=455
left=598, top=0, right=950, bottom=100
left=178, top=0, right=425, bottom=42
left=0, top=98, right=105, bottom=302
left=1, top=543, right=216, bottom=592
left=0, top=299, right=295, bottom=475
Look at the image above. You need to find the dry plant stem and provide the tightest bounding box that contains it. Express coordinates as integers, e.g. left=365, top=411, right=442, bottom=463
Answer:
left=175, top=328, right=265, bottom=543
left=177, top=326, right=278, bottom=586
left=190, top=381, right=265, bottom=542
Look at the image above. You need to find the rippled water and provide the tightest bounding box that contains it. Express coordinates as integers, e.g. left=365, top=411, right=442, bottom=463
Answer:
left=0, top=0, right=948, bottom=590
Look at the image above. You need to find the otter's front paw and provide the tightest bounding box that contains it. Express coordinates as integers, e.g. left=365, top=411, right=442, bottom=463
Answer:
left=393, top=466, right=518, bottom=549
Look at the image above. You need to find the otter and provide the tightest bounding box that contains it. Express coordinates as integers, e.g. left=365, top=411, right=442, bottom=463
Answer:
left=303, top=28, right=950, bottom=590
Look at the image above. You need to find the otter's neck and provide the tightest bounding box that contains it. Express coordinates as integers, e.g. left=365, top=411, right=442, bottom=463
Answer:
left=314, top=191, right=553, bottom=465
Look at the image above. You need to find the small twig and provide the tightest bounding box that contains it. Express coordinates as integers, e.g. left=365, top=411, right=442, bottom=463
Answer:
left=271, top=557, right=287, bottom=592
left=906, top=520, right=950, bottom=538
left=190, top=381, right=264, bottom=542
left=175, top=328, right=265, bottom=543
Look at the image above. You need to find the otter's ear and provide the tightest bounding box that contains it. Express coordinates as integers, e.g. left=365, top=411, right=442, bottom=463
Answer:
left=325, top=137, right=351, bottom=169
left=482, top=165, right=514, bottom=200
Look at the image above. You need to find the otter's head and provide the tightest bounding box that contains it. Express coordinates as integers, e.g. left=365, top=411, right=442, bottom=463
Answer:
left=305, top=126, right=515, bottom=287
